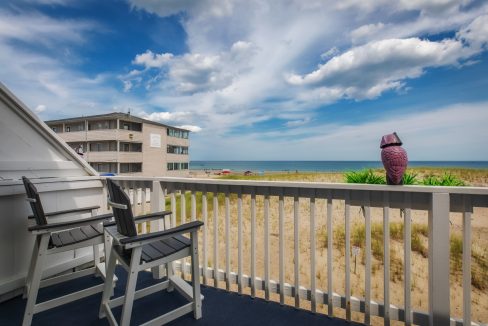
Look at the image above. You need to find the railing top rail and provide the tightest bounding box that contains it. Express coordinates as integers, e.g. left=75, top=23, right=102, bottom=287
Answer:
left=103, top=176, right=488, bottom=196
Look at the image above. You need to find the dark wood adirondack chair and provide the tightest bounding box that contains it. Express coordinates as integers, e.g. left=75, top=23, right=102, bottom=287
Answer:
left=100, top=179, right=203, bottom=326
left=21, top=176, right=113, bottom=326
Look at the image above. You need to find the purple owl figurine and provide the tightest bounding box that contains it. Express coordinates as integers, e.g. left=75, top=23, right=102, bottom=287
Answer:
left=380, top=132, right=408, bottom=185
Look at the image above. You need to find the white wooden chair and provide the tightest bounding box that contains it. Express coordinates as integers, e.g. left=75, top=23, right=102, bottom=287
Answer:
left=99, top=179, right=203, bottom=326
left=22, top=176, right=113, bottom=326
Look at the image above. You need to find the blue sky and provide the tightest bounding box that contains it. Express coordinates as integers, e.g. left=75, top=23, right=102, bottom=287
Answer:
left=1, top=0, right=487, bottom=161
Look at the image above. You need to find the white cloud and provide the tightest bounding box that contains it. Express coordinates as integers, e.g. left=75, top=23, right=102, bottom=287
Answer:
left=177, top=125, right=202, bottom=132
left=132, top=50, right=173, bottom=68
left=0, top=9, right=97, bottom=47
left=128, top=0, right=233, bottom=18
left=287, top=37, right=476, bottom=99
left=458, top=14, right=488, bottom=49
left=141, top=111, right=193, bottom=122
left=34, top=104, right=46, bottom=113
left=0, top=8, right=140, bottom=120
left=128, top=40, right=258, bottom=95
left=284, top=117, right=311, bottom=127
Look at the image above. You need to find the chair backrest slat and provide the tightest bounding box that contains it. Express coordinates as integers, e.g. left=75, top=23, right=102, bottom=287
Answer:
left=106, top=179, right=137, bottom=237
left=22, top=176, right=47, bottom=226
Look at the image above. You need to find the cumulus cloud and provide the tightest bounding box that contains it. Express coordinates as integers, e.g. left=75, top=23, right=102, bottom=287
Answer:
left=132, top=50, right=173, bottom=68
left=141, top=111, right=193, bottom=122
left=287, top=37, right=476, bottom=99
left=458, top=14, right=488, bottom=49
left=177, top=125, right=202, bottom=132
left=127, top=40, right=257, bottom=94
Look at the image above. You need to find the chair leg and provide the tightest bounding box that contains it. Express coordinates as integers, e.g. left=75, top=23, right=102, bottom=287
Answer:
left=93, top=244, right=101, bottom=276
left=103, top=231, right=111, bottom=273
left=191, top=231, right=202, bottom=319
left=23, top=237, right=40, bottom=299
left=99, top=247, right=117, bottom=318
left=22, top=234, right=49, bottom=326
left=120, top=247, right=142, bottom=326
left=167, top=262, right=174, bottom=292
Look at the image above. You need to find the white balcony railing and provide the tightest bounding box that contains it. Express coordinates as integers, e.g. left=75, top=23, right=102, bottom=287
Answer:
left=101, top=176, right=488, bottom=326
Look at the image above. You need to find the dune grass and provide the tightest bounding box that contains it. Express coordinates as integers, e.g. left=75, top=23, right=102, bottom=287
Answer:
left=218, top=167, right=487, bottom=186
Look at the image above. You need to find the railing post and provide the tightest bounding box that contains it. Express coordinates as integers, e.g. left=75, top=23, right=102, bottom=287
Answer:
left=428, top=193, right=450, bottom=326
left=150, top=181, right=165, bottom=279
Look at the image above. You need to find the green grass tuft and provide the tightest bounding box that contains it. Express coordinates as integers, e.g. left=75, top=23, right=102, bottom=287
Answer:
left=422, top=173, right=465, bottom=186
left=344, top=169, right=386, bottom=184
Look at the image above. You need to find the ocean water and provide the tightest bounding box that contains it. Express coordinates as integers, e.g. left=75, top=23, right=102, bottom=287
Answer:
left=190, top=161, right=488, bottom=172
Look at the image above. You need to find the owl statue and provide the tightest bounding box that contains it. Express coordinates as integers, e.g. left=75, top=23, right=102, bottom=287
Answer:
left=380, top=132, right=408, bottom=185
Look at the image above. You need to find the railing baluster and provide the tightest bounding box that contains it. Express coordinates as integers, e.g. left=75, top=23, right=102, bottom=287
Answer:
left=237, top=190, right=243, bottom=295
left=131, top=181, right=137, bottom=217
left=383, top=192, right=390, bottom=326
left=294, top=192, right=300, bottom=308
left=251, top=190, right=256, bottom=298
left=225, top=191, right=231, bottom=291
left=327, top=192, right=333, bottom=316
left=264, top=189, right=270, bottom=301
left=404, top=192, right=412, bottom=326
left=310, top=193, right=316, bottom=313
left=150, top=181, right=165, bottom=279
left=170, top=191, right=176, bottom=228
left=364, top=191, right=372, bottom=325
left=213, top=191, right=219, bottom=287
left=191, top=189, right=196, bottom=222
left=202, top=191, right=208, bottom=285
left=181, top=189, right=186, bottom=277
left=463, top=195, right=472, bottom=326
left=345, top=191, right=351, bottom=321
left=140, top=185, right=147, bottom=234
left=279, top=193, right=285, bottom=305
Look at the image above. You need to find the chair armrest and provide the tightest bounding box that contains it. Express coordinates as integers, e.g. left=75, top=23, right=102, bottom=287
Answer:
left=28, top=213, right=113, bottom=234
left=103, top=210, right=172, bottom=227
left=120, top=221, right=203, bottom=248
left=28, top=205, right=101, bottom=219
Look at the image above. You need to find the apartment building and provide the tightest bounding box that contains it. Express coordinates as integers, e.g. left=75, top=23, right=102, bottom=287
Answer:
left=45, top=112, right=190, bottom=176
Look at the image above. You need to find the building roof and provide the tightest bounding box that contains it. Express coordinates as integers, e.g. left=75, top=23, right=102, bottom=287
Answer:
left=0, top=82, right=98, bottom=178
left=45, top=112, right=190, bottom=132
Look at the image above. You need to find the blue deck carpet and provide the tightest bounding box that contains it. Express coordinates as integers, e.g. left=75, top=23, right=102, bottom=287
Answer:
left=0, top=267, right=362, bottom=325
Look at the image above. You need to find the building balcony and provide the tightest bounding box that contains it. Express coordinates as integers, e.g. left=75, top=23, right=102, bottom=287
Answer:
left=56, top=129, right=143, bottom=143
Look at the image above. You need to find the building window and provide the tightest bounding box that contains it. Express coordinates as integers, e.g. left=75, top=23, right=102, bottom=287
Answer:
left=89, top=141, right=117, bottom=152
left=52, top=127, right=57, bottom=132
left=167, top=145, right=189, bottom=154
left=88, top=120, right=116, bottom=130
left=167, top=128, right=189, bottom=139
left=90, top=162, right=117, bottom=173
left=167, top=162, right=189, bottom=171
left=120, top=142, right=142, bottom=152
left=65, top=123, right=84, bottom=132
left=119, top=120, right=142, bottom=131
left=120, top=163, right=142, bottom=173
